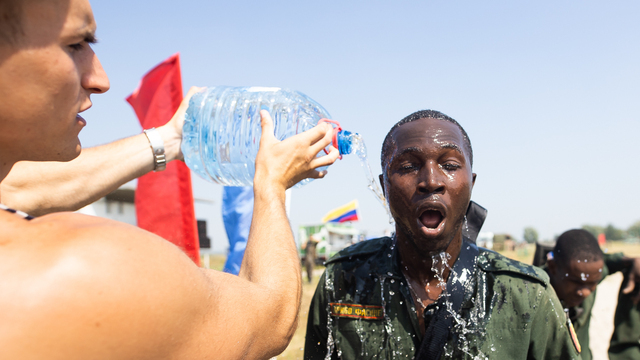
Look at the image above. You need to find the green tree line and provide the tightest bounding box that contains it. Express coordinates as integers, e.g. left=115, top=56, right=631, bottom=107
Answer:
left=582, top=220, right=640, bottom=241
left=522, top=220, right=640, bottom=244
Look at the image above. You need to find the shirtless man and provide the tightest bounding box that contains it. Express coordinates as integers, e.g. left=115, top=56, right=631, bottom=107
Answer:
left=0, top=0, right=339, bottom=359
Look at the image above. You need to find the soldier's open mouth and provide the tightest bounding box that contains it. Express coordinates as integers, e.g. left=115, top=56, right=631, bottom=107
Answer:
left=420, top=210, right=443, bottom=229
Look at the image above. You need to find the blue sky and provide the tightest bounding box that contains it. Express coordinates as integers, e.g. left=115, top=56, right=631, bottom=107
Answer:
left=82, top=1, right=640, bottom=249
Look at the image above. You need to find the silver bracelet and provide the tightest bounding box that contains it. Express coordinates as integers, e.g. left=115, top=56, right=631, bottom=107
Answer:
left=143, top=128, right=166, bottom=172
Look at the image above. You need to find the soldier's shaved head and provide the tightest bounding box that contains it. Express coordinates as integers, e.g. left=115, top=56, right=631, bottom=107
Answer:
left=553, top=229, right=603, bottom=268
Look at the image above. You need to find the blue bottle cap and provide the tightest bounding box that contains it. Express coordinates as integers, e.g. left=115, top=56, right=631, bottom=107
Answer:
left=337, top=130, right=353, bottom=155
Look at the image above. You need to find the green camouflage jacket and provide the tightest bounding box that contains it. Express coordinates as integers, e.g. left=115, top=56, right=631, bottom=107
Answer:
left=304, top=237, right=581, bottom=360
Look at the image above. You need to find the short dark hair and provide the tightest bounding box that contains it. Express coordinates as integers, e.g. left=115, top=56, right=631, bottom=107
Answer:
left=553, top=229, right=603, bottom=267
left=0, top=0, right=24, bottom=45
left=380, top=110, right=473, bottom=172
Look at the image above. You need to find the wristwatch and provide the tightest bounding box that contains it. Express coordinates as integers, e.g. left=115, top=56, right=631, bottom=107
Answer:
left=143, top=128, right=166, bottom=172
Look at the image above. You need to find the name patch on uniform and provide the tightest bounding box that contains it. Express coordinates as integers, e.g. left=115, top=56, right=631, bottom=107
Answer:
left=329, top=303, right=384, bottom=320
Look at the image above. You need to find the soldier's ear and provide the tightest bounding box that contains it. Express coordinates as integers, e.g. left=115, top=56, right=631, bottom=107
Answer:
left=379, top=174, right=385, bottom=196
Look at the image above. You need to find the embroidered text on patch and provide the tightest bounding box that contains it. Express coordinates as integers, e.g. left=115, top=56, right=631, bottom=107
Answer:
left=329, top=303, right=384, bottom=320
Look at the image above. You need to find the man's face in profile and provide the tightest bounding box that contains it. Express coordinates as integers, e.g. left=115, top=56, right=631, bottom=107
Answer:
left=382, top=118, right=476, bottom=255
left=0, top=0, right=109, bottom=163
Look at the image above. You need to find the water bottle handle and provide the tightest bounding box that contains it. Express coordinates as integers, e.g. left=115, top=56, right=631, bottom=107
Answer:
left=318, top=118, right=343, bottom=160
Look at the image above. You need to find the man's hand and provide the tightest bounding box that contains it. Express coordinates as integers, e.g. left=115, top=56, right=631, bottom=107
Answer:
left=254, top=110, right=339, bottom=192
left=622, top=257, right=640, bottom=304
left=157, top=86, right=204, bottom=162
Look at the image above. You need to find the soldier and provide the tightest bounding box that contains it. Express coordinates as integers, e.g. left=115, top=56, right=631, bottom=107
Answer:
left=544, top=229, right=605, bottom=360
left=543, top=229, right=640, bottom=360
left=609, top=275, right=640, bottom=359
left=304, top=234, right=321, bottom=283
left=304, top=110, right=581, bottom=359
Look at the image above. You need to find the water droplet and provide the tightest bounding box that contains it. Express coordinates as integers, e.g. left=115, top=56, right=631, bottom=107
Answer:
left=390, top=279, right=395, bottom=283
left=389, top=291, right=395, bottom=296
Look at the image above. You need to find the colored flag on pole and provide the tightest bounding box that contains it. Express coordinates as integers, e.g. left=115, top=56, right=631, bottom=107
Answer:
left=222, top=186, right=254, bottom=275
left=126, top=53, right=200, bottom=265
left=322, top=200, right=359, bottom=223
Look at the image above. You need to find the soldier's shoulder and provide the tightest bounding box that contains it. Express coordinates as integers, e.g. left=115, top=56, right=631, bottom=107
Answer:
left=325, top=237, right=392, bottom=265
left=477, top=248, right=549, bottom=286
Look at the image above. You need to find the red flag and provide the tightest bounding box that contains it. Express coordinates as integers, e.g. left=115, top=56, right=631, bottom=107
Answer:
left=126, top=53, right=200, bottom=264
left=598, top=233, right=606, bottom=246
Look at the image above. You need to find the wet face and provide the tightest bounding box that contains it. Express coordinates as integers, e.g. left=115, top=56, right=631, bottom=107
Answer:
left=380, top=118, right=476, bottom=255
left=549, top=258, right=603, bottom=308
left=0, top=0, right=109, bottom=164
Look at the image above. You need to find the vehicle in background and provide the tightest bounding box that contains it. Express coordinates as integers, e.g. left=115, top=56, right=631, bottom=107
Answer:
left=299, top=223, right=363, bottom=264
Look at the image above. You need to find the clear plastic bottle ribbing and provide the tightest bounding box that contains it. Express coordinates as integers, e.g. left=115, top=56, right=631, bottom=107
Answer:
left=182, top=86, right=353, bottom=187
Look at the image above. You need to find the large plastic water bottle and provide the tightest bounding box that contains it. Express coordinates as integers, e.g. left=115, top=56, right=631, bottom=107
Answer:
left=182, top=86, right=356, bottom=187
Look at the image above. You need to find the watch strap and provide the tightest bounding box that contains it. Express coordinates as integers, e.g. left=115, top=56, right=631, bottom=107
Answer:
left=143, top=128, right=166, bottom=172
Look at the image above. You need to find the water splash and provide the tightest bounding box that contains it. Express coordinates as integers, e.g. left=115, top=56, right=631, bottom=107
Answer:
left=380, top=274, right=409, bottom=358
left=350, top=133, right=393, bottom=223
left=432, top=251, right=490, bottom=359
left=323, top=275, right=336, bottom=360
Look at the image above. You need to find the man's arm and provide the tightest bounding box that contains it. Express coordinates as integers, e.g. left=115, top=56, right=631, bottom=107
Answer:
left=0, top=111, right=339, bottom=360
left=0, top=87, right=200, bottom=216
left=604, top=253, right=640, bottom=304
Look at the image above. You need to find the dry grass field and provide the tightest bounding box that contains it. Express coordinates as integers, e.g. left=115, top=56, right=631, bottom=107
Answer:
left=203, top=241, right=640, bottom=359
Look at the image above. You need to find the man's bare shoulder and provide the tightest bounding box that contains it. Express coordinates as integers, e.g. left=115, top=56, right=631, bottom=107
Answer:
left=0, top=212, right=213, bottom=359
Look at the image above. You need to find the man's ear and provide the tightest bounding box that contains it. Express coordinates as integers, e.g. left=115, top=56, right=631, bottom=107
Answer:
left=379, top=174, right=385, bottom=196
left=472, top=173, right=477, bottom=187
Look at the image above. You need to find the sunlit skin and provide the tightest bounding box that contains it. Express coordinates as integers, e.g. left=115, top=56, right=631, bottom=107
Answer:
left=548, top=258, right=604, bottom=308
left=0, top=0, right=109, bottom=178
left=379, top=117, right=476, bottom=333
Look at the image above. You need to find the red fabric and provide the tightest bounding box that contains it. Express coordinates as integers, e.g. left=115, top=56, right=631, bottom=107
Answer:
left=126, top=53, right=200, bottom=265
left=598, top=233, right=606, bottom=246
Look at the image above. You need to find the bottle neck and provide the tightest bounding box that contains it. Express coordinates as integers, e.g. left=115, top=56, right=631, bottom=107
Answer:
left=336, top=130, right=354, bottom=156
